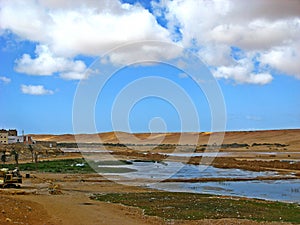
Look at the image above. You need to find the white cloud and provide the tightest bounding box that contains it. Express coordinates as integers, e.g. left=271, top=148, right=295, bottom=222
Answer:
left=1, top=0, right=300, bottom=84
left=162, top=0, right=300, bottom=49
left=160, top=0, right=300, bottom=83
left=49, top=6, right=172, bottom=58
left=209, top=19, right=299, bottom=51
left=103, top=41, right=182, bottom=65
left=0, top=1, right=50, bottom=42
left=60, top=71, right=90, bottom=80
left=15, top=45, right=89, bottom=80
left=259, top=43, right=300, bottom=79
left=21, top=84, right=54, bottom=95
left=213, top=58, right=273, bottom=85
left=1, top=0, right=178, bottom=74
left=198, top=44, right=233, bottom=67
left=0, top=0, right=172, bottom=57
left=0, top=76, right=11, bottom=84
left=223, top=0, right=300, bottom=21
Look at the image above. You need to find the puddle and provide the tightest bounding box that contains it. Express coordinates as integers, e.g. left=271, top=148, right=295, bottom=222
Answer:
left=96, top=161, right=281, bottom=180
left=61, top=149, right=299, bottom=203
left=95, top=160, right=299, bottom=203
left=62, top=148, right=112, bottom=153
left=171, top=164, right=279, bottom=179
left=150, top=179, right=300, bottom=203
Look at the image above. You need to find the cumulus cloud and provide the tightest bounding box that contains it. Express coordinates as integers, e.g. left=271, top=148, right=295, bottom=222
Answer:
left=209, top=19, right=300, bottom=50
left=162, top=0, right=300, bottom=49
left=214, top=67, right=273, bottom=85
left=102, top=41, right=183, bottom=65
left=0, top=0, right=172, bottom=57
left=21, top=84, right=54, bottom=95
left=60, top=71, right=89, bottom=80
left=0, top=0, right=178, bottom=74
left=198, top=44, right=233, bottom=67
left=0, top=76, right=11, bottom=84
left=259, top=43, right=300, bottom=79
left=1, top=0, right=300, bottom=84
left=213, top=58, right=273, bottom=85
left=0, top=1, right=53, bottom=43
left=49, top=7, right=171, bottom=57
left=159, top=0, right=300, bottom=83
left=15, top=45, right=90, bottom=80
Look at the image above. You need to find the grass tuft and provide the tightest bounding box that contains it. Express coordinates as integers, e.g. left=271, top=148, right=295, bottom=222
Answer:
left=91, top=192, right=300, bottom=223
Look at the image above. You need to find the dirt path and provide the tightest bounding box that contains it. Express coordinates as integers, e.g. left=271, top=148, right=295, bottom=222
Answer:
left=17, top=194, right=163, bottom=225
left=10, top=173, right=164, bottom=225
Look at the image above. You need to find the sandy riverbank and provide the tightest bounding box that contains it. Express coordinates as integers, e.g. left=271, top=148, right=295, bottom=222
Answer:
left=1, top=172, right=298, bottom=225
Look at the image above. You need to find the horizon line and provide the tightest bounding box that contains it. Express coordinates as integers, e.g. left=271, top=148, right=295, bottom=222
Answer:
left=26, top=127, right=300, bottom=136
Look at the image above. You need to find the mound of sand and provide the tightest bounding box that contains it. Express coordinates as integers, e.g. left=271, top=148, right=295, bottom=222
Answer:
left=31, top=129, right=300, bottom=148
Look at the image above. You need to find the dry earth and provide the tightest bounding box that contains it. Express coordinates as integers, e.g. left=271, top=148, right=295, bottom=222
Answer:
left=0, top=173, right=296, bottom=225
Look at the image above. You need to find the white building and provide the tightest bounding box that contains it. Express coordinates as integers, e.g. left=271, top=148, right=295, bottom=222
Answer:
left=8, top=136, right=23, bottom=144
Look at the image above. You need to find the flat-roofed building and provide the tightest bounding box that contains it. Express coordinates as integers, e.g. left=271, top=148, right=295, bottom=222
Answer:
left=0, top=130, right=8, bottom=144
left=8, top=129, right=17, bottom=136
left=8, top=136, right=23, bottom=144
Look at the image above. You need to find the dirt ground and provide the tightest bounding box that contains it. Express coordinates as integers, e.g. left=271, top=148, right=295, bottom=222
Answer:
left=0, top=172, right=297, bottom=225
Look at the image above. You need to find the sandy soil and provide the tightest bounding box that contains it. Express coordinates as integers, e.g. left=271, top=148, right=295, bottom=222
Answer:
left=0, top=173, right=295, bottom=225
left=0, top=173, right=162, bottom=225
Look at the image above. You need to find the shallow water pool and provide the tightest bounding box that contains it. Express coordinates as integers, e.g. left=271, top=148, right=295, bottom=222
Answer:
left=150, top=179, right=300, bottom=203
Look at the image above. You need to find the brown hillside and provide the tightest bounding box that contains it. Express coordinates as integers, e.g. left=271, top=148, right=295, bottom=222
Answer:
left=30, top=129, right=300, bottom=149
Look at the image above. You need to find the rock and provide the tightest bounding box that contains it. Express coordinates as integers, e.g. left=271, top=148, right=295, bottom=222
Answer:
left=5, top=217, right=12, bottom=222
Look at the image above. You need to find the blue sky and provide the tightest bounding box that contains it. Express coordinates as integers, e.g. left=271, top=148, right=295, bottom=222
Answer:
left=0, top=0, right=299, bottom=134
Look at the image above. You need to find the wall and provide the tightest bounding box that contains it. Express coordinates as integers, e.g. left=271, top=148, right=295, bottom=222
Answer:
left=0, top=132, right=8, bottom=144
left=8, top=136, right=23, bottom=144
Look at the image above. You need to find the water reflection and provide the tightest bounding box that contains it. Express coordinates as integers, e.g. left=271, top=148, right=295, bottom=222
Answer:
left=96, top=160, right=299, bottom=202
left=150, top=180, right=300, bottom=203
left=97, top=161, right=280, bottom=179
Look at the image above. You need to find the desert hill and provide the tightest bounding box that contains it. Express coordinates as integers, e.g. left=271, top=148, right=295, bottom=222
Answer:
left=30, top=129, right=300, bottom=148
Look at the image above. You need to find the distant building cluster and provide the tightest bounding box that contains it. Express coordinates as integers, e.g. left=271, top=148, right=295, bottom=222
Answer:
left=0, top=129, right=33, bottom=144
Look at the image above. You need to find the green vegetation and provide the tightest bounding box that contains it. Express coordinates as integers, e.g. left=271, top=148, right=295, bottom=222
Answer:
left=252, top=143, right=288, bottom=147
left=3, top=158, right=95, bottom=173
left=91, top=192, right=300, bottom=223
left=58, top=142, right=131, bottom=148
left=2, top=159, right=138, bottom=173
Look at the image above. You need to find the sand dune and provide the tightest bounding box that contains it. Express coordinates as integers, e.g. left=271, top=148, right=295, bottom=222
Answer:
left=31, top=129, right=300, bottom=148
